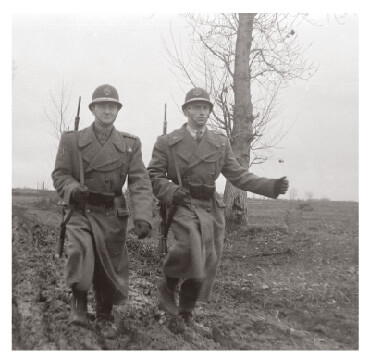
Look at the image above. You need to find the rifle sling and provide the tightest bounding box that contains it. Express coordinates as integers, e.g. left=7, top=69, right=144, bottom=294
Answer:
left=169, top=143, right=182, bottom=189
left=75, top=131, right=84, bottom=187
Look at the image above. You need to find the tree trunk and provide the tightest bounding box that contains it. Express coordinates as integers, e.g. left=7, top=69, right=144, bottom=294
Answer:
left=224, top=13, right=256, bottom=229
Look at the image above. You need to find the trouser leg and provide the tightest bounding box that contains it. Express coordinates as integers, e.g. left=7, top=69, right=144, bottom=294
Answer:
left=93, top=288, right=118, bottom=339
left=158, top=276, right=179, bottom=315
left=65, top=218, right=94, bottom=327
left=93, top=260, right=113, bottom=319
left=69, top=284, right=89, bottom=326
left=92, top=258, right=121, bottom=339
left=93, top=277, right=119, bottom=339
left=179, top=278, right=204, bottom=314
left=94, top=289, right=113, bottom=319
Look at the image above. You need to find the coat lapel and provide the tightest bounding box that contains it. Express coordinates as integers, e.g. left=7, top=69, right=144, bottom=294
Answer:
left=186, top=128, right=221, bottom=170
left=176, top=127, right=198, bottom=164
left=79, top=125, right=126, bottom=173
left=168, top=125, right=196, bottom=165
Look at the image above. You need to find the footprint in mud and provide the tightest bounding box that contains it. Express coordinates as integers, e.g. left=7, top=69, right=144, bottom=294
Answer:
left=64, top=325, right=102, bottom=350
left=211, top=323, right=237, bottom=349
left=116, top=318, right=133, bottom=337
left=158, top=311, right=213, bottom=341
left=151, top=307, right=186, bottom=335
left=166, top=316, right=186, bottom=335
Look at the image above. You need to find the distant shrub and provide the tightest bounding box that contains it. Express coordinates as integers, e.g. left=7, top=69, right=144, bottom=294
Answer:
left=297, top=202, right=314, bottom=212
left=33, top=196, right=60, bottom=212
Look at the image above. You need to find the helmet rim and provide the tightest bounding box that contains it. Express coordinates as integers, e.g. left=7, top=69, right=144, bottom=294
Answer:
left=88, top=98, right=123, bottom=111
left=88, top=84, right=122, bottom=111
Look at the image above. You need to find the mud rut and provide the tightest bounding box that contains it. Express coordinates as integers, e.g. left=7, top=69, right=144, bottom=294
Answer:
left=12, top=205, right=225, bottom=350
left=12, top=202, right=353, bottom=350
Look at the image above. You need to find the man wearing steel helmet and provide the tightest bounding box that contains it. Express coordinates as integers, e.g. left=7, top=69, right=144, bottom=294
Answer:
left=148, top=87, right=288, bottom=325
left=52, top=84, right=153, bottom=338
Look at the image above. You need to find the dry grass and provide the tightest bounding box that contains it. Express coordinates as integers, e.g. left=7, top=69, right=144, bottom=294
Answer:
left=215, top=199, right=358, bottom=349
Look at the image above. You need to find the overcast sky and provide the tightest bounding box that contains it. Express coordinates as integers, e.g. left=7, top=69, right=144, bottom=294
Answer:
left=12, top=13, right=358, bottom=201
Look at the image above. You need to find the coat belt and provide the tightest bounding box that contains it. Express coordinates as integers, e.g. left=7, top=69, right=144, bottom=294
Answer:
left=88, top=190, right=122, bottom=207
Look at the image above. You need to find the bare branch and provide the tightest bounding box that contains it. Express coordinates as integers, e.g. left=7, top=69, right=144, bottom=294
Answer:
left=44, top=81, right=74, bottom=141
left=164, top=13, right=318, bottom=169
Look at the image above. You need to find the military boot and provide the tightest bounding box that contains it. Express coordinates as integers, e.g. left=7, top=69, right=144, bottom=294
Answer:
left=179, top=294, right=211, bottom=336
left=179, top=311, right=195, bottom=326
left=69, top=288, right=89, bottom=327
left=179, top=309, right=211, bottom=337
left=95, top=291, right=117, bottom=339
left=179, top=292, right=197, bottom=325
left=179, top=279, right=203, bottom=327
left=158, top=277, right=179, bottom=316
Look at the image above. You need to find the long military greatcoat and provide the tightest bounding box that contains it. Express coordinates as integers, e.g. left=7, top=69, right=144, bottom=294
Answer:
left=52, top=124, right=153, bottom=304
left=148, top=124, right=279, bottom=301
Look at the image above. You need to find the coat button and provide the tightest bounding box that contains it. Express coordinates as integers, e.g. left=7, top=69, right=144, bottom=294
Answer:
left=86, top=209, right=91, bottom=213
left=206, top=207, right=211, bottom=212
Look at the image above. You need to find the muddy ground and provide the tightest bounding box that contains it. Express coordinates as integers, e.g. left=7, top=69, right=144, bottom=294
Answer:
left=12, top=194, right=358, bottom=350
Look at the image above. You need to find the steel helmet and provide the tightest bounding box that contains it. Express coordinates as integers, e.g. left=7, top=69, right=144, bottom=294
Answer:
left=88, top=84, right=123, bottom=111
left=182, top=87, right=213, bottom=111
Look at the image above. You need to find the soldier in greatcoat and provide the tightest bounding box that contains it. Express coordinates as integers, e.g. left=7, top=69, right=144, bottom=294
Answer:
left=147, top=87, right=289, bottom=325
left=52, top=84, right=153, bottom=338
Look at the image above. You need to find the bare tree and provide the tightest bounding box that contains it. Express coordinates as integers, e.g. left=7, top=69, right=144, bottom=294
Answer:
left=44, top=81, right=74, bottom=141
left=166, top=13, right=316, bottom=227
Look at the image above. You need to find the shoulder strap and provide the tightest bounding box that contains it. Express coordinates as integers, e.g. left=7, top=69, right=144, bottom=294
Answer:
left=166, top=137, right=183, bottom=189
left=75, top=131, right=84, bottom=187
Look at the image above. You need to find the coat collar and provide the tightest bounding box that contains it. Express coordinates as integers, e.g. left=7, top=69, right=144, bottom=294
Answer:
left=168, top=124, right=223, bottom=170
left=168, top=123, right=189, bottom=146
left=168, top=123, right=223, bottom=147
left=79, top=124, right=126, bottom=153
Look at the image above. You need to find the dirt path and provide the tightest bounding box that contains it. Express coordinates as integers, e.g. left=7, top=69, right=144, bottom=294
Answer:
left=12, top=198, right=358, bottom=350
left=12, top=204, right=221, bottom=350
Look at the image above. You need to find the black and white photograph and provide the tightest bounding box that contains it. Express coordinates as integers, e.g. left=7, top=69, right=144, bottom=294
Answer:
left=8, top=0, right=363, bottom=356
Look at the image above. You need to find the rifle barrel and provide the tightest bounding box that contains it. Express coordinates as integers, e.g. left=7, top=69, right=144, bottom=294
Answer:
left=163, top=103, right=167, bottom=135
left=74, top=96, right=81, bottom=131
left=158, top=103, right=168, bottom=256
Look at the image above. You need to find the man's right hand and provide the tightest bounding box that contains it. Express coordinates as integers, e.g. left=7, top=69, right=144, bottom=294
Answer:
left=172, top=188, right=190, bottom=206
left=274, top=177, right=289, bottom=195
left=71, top=186, right=90, bottom=207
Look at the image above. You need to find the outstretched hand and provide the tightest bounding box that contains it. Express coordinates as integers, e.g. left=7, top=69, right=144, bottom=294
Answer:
left=275, top=177, right=289, bottom=195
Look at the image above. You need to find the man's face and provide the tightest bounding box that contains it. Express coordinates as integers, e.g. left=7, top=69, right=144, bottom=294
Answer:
left=92, top=102, right=119, bottom=126
left=183, top=102, right=211, bottom=129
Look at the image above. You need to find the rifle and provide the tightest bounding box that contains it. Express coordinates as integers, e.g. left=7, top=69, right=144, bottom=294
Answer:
left=56, top=96, right=82, bottom=258
left=158, top=104, right=185, bottom=257
left=158, top=104, right=168, bottom=256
